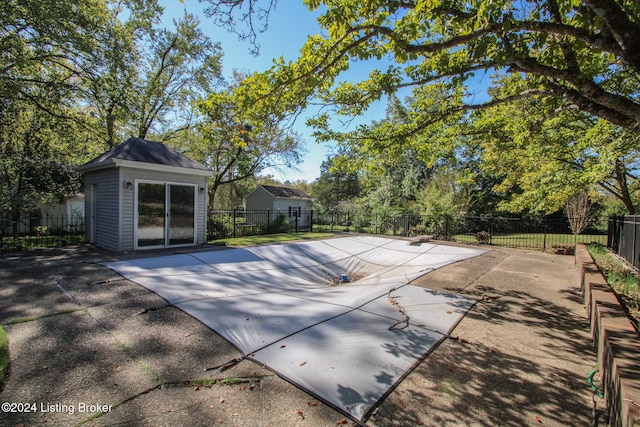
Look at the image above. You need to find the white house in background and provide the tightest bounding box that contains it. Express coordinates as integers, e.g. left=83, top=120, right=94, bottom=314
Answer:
left=36, top=194, right=85, bottom=231
left=76, top=137, right=214, bottom=251
left=37, top=194, right=85, bottom=221
left=244, top=185, right=313, bottom=227
left=2, top=195, right=85, bottom=235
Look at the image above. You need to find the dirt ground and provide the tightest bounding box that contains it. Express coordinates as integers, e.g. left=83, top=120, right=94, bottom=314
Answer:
left=0, top=240, right=606, bottom=426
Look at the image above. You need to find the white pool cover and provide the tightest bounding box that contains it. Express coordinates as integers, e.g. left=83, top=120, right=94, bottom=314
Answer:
left=106, top=236, right=484, bottom=423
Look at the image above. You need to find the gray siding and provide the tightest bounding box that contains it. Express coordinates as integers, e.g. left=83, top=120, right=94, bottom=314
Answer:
left=121, top=168, right=208, bottom=249
left=85, top=169, right=121, bottom=251
left=84, top=165, right=208, bottom=251
left=245, top=187, right=275, bottom=210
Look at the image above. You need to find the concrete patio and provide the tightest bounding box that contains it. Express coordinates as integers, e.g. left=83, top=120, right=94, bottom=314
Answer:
left=0, top=239, right=604, bottom=426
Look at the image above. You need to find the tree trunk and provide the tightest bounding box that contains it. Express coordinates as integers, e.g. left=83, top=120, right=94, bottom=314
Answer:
left=613, top=160, right=636, bottom=214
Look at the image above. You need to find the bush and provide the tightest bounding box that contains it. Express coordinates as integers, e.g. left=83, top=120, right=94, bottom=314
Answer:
left=208, top=215, right=233, bottom=240
left=352, top=214, right=369, bottom=233
left=475, top=230, right=492, bottom=244
left=268, top=213, right=290, bottom=233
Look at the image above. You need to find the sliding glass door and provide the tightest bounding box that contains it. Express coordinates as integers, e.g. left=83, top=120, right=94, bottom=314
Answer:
left=168, top=184, right=195, bottom=246
left=136, top=181, right=196, bottom=249
left=137, top=183, right=166, bottom=248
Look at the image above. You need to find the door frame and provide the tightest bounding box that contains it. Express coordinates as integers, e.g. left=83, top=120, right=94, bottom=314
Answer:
left=134, top=179, right=198, bottom=250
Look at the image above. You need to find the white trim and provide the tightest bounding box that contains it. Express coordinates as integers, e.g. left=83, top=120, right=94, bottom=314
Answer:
left=77, top=159, right=214, bottom=176
left=134, top=179, right=198, bottom=250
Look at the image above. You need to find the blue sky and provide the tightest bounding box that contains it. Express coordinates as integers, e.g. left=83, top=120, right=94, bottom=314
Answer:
left=160, top=1, right=492, bottom=182
left=160, top=0, right=394, bottom=182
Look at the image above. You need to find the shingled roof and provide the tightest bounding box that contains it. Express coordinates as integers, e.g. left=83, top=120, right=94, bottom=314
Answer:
left=76, top=137, right=212, bottom=173
left=261, top=185, right=311, bottom=199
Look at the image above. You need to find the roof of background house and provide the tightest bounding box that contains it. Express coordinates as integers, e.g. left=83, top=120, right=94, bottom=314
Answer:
left=259, top=185, right=312, bottom=200
left=76, top=137, right=212, bottom=173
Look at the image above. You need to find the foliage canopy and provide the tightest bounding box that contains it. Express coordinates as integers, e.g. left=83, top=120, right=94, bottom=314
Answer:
left=206, top=0, right=640, bottom=133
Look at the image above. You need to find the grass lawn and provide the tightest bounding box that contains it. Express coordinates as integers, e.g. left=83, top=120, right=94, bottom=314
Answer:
left=586, top=243, right=640, bottom=328
left=454, top=232, right=607, bottom=249
left=209, top=230, right=608, bottom=251
left=209, top=232, right=336, bottom=247
left=2, top=234, right=84, bottom=251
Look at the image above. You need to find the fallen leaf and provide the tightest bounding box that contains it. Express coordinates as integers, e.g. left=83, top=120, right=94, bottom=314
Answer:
left=536, top=415, right=542, bottom=423
left=239, top=385, right=246, bottom=391
left=194, top=385, right=201, bottom=391
left=446, top=310, right=452, bottom=314
left=336, top=418, right=348, bottom=425
left=417, top=421, right=424, bottom=426
left=417, top=324, right=426, bottom=327
left=300, top=361, right=307, bottom=366
left=398, top=399, right=407, bottom=409
left=307, top=401, right=320, bottom=406
left=115, top=366, right=122, bottom=372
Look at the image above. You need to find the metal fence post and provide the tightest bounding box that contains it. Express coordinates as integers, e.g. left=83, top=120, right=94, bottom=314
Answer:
left=634, top=215, right=638, bottom=271
left=490, top=217, right=494, bottom=245
left=233, top=209, right=237, bottom=238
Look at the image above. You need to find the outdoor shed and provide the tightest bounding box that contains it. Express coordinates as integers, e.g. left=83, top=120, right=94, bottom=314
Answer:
left=244, top=185, right=312, bottom=227
left=76, top=137, right=213, bottom=251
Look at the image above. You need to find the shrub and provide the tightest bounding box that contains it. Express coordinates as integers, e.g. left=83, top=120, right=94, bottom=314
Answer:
left=268, top=213, right=290, bottom=233
left=208, top=215, right=233, bottom=240
left=475, top=230, right=492, bottom=244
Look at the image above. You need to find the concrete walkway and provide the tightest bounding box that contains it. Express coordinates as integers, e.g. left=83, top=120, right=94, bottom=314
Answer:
left=0, top=242, right=604, bottom=426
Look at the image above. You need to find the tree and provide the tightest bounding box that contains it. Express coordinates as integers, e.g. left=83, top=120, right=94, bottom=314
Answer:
left=564, top=191, right=595, bottom=235
left=0, top=0, right=112, bottom=219
left=417, top=168, right=472, bottom=239
left=182, top=75, right=306, bottom=209
left=202, top=0, right=640, bottom=136
left=132, top=12, right=223, bottom=140
left=311, top=153, right=361, bottom=211
left=473, top=76, right=639, bottom=214
left=82, top=2, right=222, bottom=148
left=0, top=98, right=84, bottom=232
left=0, top=0, right=224, bottom=217
left=1, top=0, right=108, bottom=117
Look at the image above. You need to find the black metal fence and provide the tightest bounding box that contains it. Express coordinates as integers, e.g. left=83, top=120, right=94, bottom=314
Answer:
left=208, top=209, right=313, bottom=240
left=1, top=209, right=610, bottom=253
left=1, top=214, right=85, bottom=251
left=608, top=215, right=640, bottom=271
left=446, top=216, right=607, bottom=251
left=312, top=212, right=606, bottom=251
